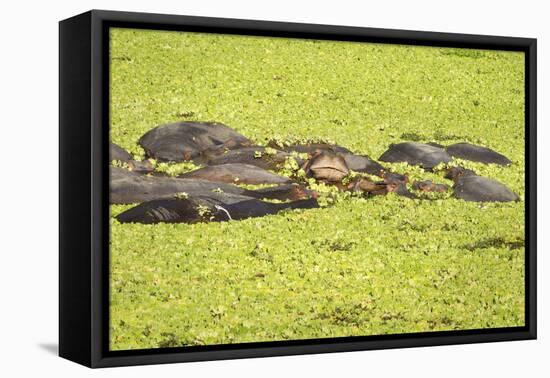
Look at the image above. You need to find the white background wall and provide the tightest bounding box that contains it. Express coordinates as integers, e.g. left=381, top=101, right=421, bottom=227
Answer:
left=0, top=0, right=547, bottom=376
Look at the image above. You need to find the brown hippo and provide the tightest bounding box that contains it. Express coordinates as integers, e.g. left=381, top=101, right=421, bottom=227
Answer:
left=445, top=167, right=519, bottom=202
left=412, top=180, right=449, bottom=193
left=178, top=163, right=292, bottom=185
left=345, top=177, right=417, bottom=199
left=115, top=193, right=319, bottom=224
left=139, top=121, right=251, bottom=162
left=270, top=141, right=385, bottom=175
left=346, top=178, right=389, bottom=196
left=302, top=151, right=349, bottom=182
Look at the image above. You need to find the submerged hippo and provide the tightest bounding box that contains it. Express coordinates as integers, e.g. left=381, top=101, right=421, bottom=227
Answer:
left=270, top=141, right=352, bottom=155
left=445, top=167, right=519, bottom=202
left=116, top=193, right=319, bottom=224
left=270, top=141, right=384, bottom=176
left=109, top=142, right=154, bottom=174
left=110, top=142, right=133, bottom=162
left=379, top=142, right=452, bottom=169
left=446, top=143, right=512, bottom=165
left=111, top=167, right=247, bottom=204
left=110, top=167, right=313, bottom=204
left=412, top=180, right=449, bottom=193
left=251, top=184, right=315, bottom=201
left=204, top=147, right=294, bottom=171
left=346, top=177, right=416, bottom=199
left=302, top=151, right=349, bottom=182
left=139, top=121, right=251, bottom=162
left=341, top=154, right=385, bottom=176
left=346, top=178, right=389, bottom=196
left=178, top=163, right=291, bottom=185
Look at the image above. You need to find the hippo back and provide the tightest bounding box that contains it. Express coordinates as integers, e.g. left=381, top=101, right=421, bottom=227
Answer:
left=139, top=121, right=250, bottom=162
left=454, top=175, right=518, bottom=202
left=446, top=143, right=512, bottom=165
left=379, top=142, right=452, bottom=169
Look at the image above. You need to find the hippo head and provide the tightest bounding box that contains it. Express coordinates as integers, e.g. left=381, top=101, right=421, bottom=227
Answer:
left=304, top=151, right=349, bottom=183
left=444, top=167, right=477, bottom=181
left=383, top=171, right=408, bottom=184
left=127, top=159, right=154, bottom=174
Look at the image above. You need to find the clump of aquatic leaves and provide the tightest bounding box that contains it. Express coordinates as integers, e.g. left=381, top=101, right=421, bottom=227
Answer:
left=279, top=156, right=306, bottom=180
left=111, top=160, right=130, bottom=170
left=174, top=192, right=189, bottom=200
left=155, top=161, right=202, bottom=176
left=264, top=147, right=279, bottom=156
left=196, top=204, right=212, bottom=219
left=236, top=183, right=280, bottom=190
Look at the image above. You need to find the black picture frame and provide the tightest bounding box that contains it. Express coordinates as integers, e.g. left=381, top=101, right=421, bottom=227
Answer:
left=59, top=9, right=537, bottom=368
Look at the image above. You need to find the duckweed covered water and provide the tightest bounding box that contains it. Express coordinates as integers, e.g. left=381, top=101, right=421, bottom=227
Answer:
left=109, top=28, right=525, bottom=350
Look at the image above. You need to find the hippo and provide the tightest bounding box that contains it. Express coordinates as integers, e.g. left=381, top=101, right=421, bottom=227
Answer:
left=346, top=178, right=389, bottom=196
left=341, top=154, right=385, bottom=176
left=139, top=121, right=251, bottom=162
left=345, top=177, right=416, bottom=199
left=302, top=151, right=349, bottom=182
left=412, top=180, right=449, bottom=193
left=204, top=147, right=294, bottom=171
left=445, top=167, right=519, bottom=202
left=446, top=143, right=512, bottom=165
left=269, top=141, right=384, bottom=175
left=178, top=163, right=291, bottom=185
left=382, top=171, right=409, bottom=184
left=110, top=167, right=313, bottom=204
left=110, top=142, right=133, bottom=162
left=115, top=193, right=319, bottom=224
left=386, top=182, right=418, bottom=199
left=426, top=142, right=446, bottom=149
left=379, top=142, right=452, bottom=170
left=270, top=141, right=352, bottom=155
left=252, top=184, right=316, bottom=201
left=109, top=142, right=154, bottom=174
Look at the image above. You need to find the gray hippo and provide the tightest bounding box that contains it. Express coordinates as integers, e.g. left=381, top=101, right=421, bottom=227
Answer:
left=115, top=193, right=319, bottom=224
left=341, top=154, right=385, bottom=176
left=445, top=167, right=519, bottom=202
left=446, top=143, right=512, bottom=165
left=178, top=163, right=291, bottom=185
left=110, top=167, right=314, bottom=204
left=110, top=142, right=154, bottom=174
left=204, top=147, right=294, bottom=171
left=139, top=121, right=251, bottom=162
left=379, top=142, right=452, bottom=170
left=110, top=142, right=133, bottom=162
left=270, top=141, right=352, bottom=155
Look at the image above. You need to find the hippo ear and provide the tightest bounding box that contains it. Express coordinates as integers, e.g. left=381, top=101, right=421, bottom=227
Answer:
left=300, top=159, right=312, bottom=173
